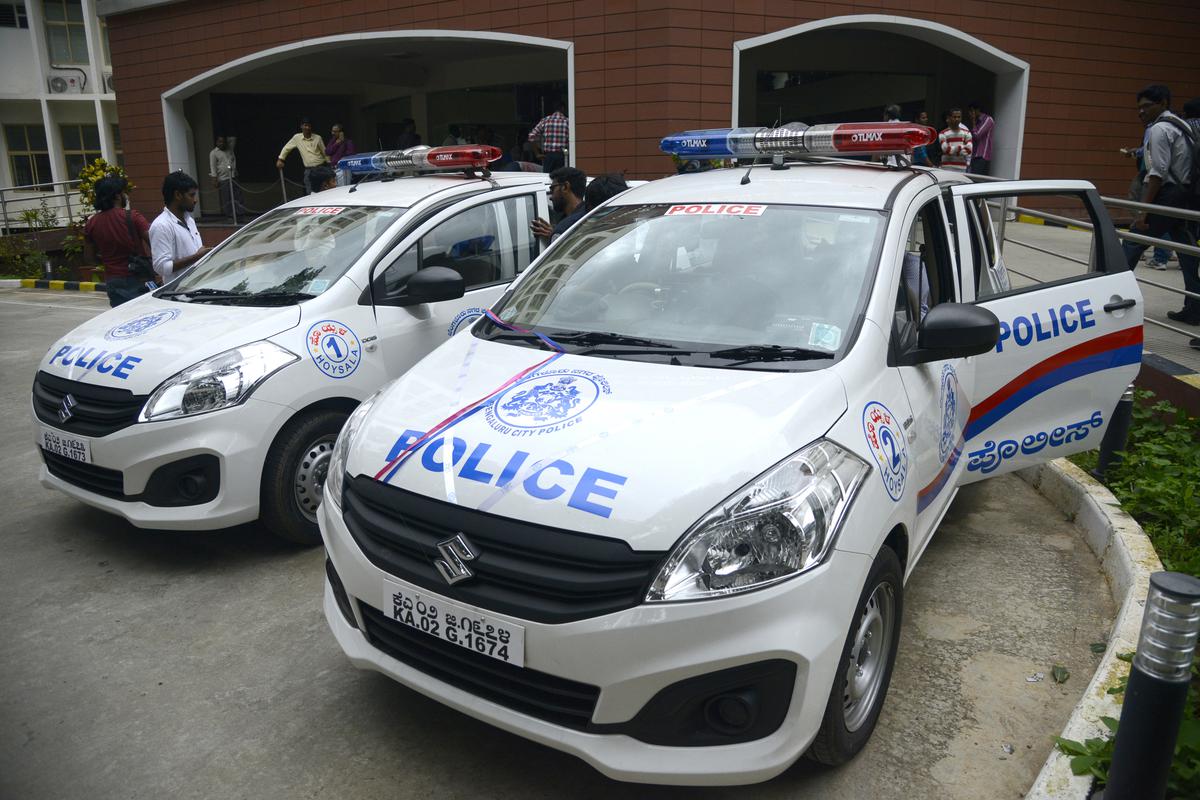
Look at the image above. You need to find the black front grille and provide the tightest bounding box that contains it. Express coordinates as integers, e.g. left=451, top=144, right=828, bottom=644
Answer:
left=342, top=476, right=665, bottom=624
left=33, top=371, right=146, bottom=437
left=359, top=603, right=600, bottom=730
left=41, top=448, right=125, bottom=498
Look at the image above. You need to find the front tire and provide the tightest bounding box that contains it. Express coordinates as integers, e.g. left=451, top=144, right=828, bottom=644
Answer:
left=808, top=545, right=904, bottom=766
left=260, top=409, right=348, bottom=546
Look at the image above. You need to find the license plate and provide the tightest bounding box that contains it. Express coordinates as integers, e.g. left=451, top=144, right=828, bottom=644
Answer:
left=382, top=578, right=525, bottom=667
left=40, top=426, right=92, bottom=463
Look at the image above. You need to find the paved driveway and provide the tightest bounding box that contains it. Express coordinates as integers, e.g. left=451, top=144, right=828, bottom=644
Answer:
left=0, top=289, right=1113, bottom=799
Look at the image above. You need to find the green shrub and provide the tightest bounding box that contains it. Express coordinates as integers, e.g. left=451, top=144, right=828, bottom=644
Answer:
left=1062, top=392, right=1200, bottom=796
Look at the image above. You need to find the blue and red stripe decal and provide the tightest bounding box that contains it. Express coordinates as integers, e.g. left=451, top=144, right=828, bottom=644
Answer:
left=964, top=326, right=1142, bottom=442
left=917, top=436, right=964, bottom=514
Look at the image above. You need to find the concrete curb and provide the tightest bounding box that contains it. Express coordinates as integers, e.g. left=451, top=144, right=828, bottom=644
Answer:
left=11, top=278, right=106, bottom=292
left=1018, top=458, right=1162, bottom=799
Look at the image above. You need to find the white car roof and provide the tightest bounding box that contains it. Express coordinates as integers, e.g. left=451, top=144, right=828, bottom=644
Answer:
left=611, top=162, right=958, bottom=210
left=278, top=171, right=549, bottom=210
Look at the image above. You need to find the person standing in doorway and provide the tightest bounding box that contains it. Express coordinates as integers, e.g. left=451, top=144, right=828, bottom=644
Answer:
left=938, top=108, right=973, bottom=172
left=149, top=171, right=210, bottom=283
left=528, top=101, right=569, bottom=172
left=208, top=135, right=246, bottom=219
left=325, top=123, right=355, bottom=169
left=276, top=118, right=328, bottom=195
left=911, top=110, right=935, bottom=167
left=84, top=175, right=153, bottom=306
left=967, top=101, right=995, bottom=175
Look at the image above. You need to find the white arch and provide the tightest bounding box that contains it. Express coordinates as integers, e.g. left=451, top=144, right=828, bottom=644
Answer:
left=161, top=29, right=575, bottom=176
left=733, top=15, right=1029, bottom=178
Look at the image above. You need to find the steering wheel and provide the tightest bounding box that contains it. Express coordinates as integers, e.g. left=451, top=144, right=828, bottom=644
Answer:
left=617, top=281, right=659, bottom=296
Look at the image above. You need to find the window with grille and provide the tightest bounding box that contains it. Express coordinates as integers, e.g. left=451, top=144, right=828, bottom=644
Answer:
left=60, top=124, right=101, bottom=179
left=44, top=0, right=88, bottom=64
left=0, top=2, right=30, bottom=28
left=4, top=125, right=52, bottom=190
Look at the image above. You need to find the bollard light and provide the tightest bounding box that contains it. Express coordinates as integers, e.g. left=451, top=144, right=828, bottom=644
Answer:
left=1091, top=384, right=1135, bottom=481
left=1098, top=571, right=1200, bottom=800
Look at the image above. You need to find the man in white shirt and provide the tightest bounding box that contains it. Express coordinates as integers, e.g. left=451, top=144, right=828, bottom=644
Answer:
left=208, top=135, right=247, bottom=219
left=149, top=171, right=210, bottom=282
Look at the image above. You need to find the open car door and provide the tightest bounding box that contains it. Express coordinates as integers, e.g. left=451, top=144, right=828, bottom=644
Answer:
left=947, top=180, right=1143, bottom=481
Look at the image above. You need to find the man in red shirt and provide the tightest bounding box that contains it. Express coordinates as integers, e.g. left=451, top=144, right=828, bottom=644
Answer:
left=83, top=176, right=152, bottom=306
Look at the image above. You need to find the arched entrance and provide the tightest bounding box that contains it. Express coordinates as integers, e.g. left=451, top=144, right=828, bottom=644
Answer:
left=161, top=30, right=573, bottom=215
left=734, top=16, right=1028, bottom=178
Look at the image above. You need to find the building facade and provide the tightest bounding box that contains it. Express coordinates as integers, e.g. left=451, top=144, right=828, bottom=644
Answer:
left=93, top=0, right=1199, bottom=229
left=0, top=0, right=122, bottom=227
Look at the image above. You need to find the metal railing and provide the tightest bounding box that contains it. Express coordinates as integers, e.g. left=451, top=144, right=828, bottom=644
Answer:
left=0, top=179, right=82, bottom=235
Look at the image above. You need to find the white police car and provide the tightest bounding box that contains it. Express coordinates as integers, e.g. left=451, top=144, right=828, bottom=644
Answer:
left=319, top=123, right=1143, bottom=784
left=32, top=145, right=553, bottom=544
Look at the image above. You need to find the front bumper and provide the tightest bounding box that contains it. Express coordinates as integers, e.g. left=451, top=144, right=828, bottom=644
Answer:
left=34, top=397, right=290, bottom=530
left=321, top=497, right=873, bottom=786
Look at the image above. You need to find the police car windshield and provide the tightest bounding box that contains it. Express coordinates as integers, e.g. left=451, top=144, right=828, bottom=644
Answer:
left=168, top=205, right=406, bottom=300
left=487, top=202, right=885, bottom=365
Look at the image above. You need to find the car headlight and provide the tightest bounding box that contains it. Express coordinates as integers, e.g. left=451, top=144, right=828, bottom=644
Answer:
left=646, top=439, right=869, bottom=603
left=324, top=388, right=383, bottom=510
left=140, top=341, right=299, bottom=422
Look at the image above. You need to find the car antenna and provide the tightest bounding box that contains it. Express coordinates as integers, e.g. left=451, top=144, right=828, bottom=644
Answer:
left=741, top=114, right=783, bottom=185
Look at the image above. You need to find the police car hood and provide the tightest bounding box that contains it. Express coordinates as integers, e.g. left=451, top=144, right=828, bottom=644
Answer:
left=39, top=296, right=301, bottom=394
left=347, top=335, right=848, bottom=551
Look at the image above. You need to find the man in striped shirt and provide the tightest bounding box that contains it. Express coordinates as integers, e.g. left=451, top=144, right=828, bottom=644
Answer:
left=528, top=101, right=570, bottom=172
left=938, top=108, right=973, bottom=172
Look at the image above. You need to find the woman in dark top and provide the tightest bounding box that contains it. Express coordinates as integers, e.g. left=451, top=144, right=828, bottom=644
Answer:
left=83, top=176, right=152, bottom=307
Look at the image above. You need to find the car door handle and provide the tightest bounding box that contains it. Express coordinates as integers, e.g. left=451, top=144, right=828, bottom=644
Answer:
left=1104, top=298, right=1136, bottom=312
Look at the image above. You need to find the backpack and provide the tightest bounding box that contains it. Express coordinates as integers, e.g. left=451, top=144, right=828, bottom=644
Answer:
left=1157, top=114, right=1200, bottom=204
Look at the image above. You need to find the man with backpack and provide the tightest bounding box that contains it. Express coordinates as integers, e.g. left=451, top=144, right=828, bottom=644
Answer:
left=1124, top=84, right=1199, bottom=325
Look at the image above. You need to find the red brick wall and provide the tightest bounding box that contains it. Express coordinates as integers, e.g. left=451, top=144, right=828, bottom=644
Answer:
left=108, top=0, right=1200, bottom=218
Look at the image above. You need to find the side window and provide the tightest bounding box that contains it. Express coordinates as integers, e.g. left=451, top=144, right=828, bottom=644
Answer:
left=968, top=197, right=1010, bottom=299
left=376, top=195, right=539, bottom=297
left=894, top=199, right=955, bottom=352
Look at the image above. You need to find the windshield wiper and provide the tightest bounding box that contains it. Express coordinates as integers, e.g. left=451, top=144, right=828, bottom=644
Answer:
left=548, top=331, right=682, bottom=350
left=706, top=344, right=835, bottom=363
left=237, top=291, right=316, bottom=304
left=158, top=287, right=249, bottom=302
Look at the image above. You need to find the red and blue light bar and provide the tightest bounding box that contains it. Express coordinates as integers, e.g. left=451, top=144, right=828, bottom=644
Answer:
left=660, top=122, right=937, bottom=159
left=337, top=144, right=503, bottom=175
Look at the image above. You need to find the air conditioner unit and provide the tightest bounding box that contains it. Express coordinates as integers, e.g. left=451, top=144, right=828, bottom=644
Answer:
left=47, top=69, right=85, bottom=94
left=103, top=73, right=114, bottom=93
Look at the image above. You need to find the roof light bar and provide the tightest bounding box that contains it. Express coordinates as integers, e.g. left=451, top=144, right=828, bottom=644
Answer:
left=660, top=122, right=937, bottom=159
left=337, top=145, right=503, bottom=175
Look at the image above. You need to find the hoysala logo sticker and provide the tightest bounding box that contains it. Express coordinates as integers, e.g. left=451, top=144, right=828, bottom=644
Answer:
left=938, top=364, right=959, bottom=464
left=484, top=368, right=611, bottom=437
left=863, top=401, right=908, bottom=501
left=447, top=307, right=487, bottom=337
left=306, top=320, right=361, bottom=379
left=105, top=308, right=181, bottom=341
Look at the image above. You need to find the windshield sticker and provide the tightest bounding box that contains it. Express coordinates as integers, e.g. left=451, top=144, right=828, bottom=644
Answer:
left=484, top=368, right=611, bottom=437
left=306, top=320, right=362, bottom=379
left=306, top=279, right=331, bottom=294
left=838, top=214, right=875, bottom=224
left=863, top=401, right=908, bottom=501
left=104, top=308, right=181, bottom=341
left=447, top=307, right=487, bottom=337
left=296, top=206, right=345, bottom=215
left=48, top=345, right=141, bottom=379
left=967, top=411, right=1103, bottom=475
left=808, top=323, right=842, bottom=351
left=664, top=203, right=766, bottom=217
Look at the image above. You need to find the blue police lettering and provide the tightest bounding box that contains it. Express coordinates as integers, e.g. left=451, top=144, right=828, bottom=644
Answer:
left=995, top=299, right=1095, bottom=353
left=386, top=430, right=627, bottom=517
left=48, top=344, right=141, bottom=379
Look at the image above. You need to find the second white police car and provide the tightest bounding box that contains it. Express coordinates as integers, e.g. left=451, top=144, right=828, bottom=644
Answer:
left=33, top=145, right=552, bottom=543
left=320, top=123, right=1143, bottom=784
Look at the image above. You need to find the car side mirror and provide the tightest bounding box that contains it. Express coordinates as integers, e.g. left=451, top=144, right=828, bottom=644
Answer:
left=897, top=302, right=1000, bottom=366
left=389, top=266, right=464, bottom=307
